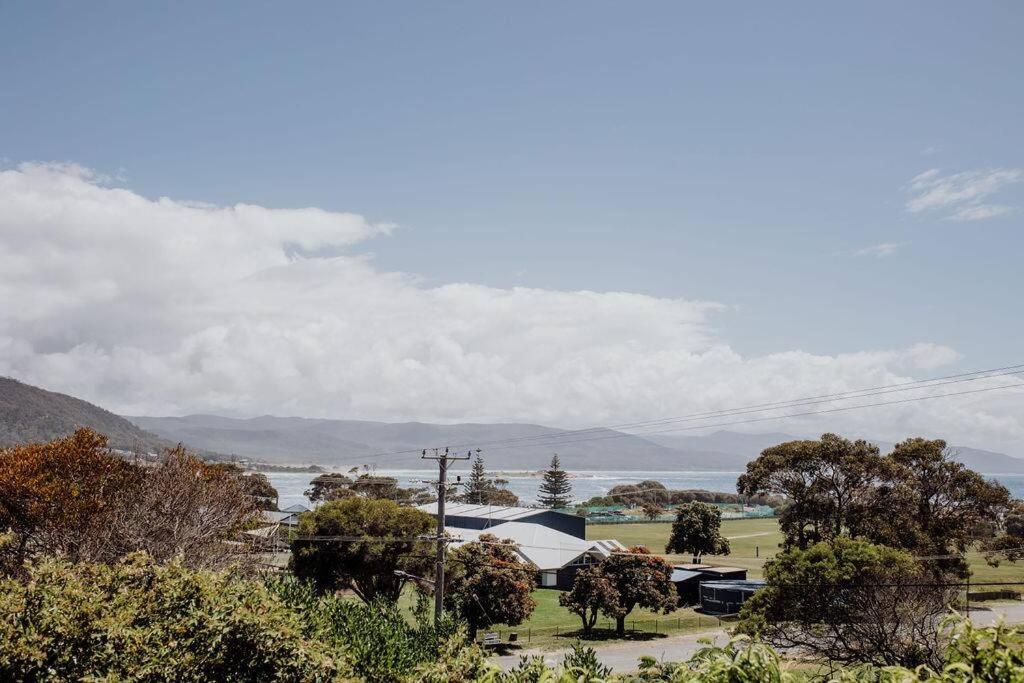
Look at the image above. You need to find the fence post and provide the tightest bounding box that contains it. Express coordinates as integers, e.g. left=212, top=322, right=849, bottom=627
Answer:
left=756, top=545, right=759, bottom=558
left=528, top=628, right=531, bottom=644
left=697, top=615, right=701, bottom=628
left=555, top=625, right=559, bottom=636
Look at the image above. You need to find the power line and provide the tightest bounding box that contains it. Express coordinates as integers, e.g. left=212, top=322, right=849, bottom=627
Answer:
left=350, top=363, right=1024, bottom=460
left=482, top=380, right=1024, bottom=453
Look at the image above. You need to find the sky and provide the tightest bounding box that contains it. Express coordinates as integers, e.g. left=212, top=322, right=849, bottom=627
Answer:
left=1, top=2, right=1022, bottom=453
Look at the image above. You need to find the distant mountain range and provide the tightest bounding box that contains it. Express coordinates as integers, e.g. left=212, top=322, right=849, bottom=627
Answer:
left=0, top=377, right=169, bottom=453
left=4, top=376, right=1023, bottom=474
left=129, top=413, right=1024, bottom=475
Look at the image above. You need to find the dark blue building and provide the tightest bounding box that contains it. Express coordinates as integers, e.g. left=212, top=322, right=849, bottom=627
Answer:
left=417, top=502, right=586, bottom=539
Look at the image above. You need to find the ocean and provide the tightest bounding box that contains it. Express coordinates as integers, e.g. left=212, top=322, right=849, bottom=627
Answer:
left=265, top=470, right=1024, bottom=510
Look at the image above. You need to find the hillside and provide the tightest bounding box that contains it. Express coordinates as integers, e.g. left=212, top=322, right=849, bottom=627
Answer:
left=0, top=377, right=169, bottom=453
left=128, top=415, right=1024, bottom=474
left=128, top=414, right=746, bottom=471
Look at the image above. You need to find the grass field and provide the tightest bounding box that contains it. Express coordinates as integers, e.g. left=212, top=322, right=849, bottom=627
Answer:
left=590, top=517, right=782, bottom=578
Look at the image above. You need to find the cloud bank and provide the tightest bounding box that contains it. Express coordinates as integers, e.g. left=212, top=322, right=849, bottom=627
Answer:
left=1, top=163, right=1021, bottom=452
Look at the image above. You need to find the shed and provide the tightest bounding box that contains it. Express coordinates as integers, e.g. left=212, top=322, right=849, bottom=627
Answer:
left=699, top=580, right=765, bottom=615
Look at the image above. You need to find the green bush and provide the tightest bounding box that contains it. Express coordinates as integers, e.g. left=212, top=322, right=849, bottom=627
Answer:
left=0, top=553, right=346, bottom=682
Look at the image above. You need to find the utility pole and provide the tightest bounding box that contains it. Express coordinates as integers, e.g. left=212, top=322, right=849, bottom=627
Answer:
left=422, top=447, right=471, bottom=625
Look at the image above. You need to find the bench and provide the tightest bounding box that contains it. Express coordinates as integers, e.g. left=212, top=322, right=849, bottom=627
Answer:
left=481, top=632, right=501, bottom=647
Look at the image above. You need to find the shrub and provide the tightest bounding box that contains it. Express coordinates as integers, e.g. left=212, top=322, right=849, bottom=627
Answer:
left=0, top=553, right=345, bottom=682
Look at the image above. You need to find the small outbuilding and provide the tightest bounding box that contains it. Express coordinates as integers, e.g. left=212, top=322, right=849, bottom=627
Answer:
left=698, top=580, right=765, bottom=615
left=670, top=564, right=750, bottom=606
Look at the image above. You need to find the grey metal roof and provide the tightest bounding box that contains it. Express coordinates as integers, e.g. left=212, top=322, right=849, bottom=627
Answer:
left=701, top=580, right=766, bottom=590
left=670, top=569, right=703, bottom=582
left=417, top=502, right=565, bottom=521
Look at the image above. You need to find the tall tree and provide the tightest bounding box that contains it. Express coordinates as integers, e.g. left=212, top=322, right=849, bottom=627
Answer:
left=290, top=497, right=434, bottom=603
left=444, top=535, right=537, bottom=640
left=737, top=434, right=886, bottom=548
left=559, top=566, right=619, bottom=636
left=538, top=454, right=573, bottom=508
left=665, top=501, right=730, bottom=563
left=868, top=438, right=1011, bottom=572
left=598, top=547, right=676, bottom=636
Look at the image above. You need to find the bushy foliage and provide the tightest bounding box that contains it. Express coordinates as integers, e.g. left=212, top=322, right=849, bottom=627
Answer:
left=0, top=429, right=261, bottom=570
left=445, top=534, right=537, bottom=639
left=0, top=553, right=346, bottom=682
left=270, top=576, right=468, bottom=683
left=737, top=434, right=1011, bottom=570
left=737, top=537, right=956, bottom=669
left=665, top=501, right=730, bottom=561
left=290, top=496, right=435, bottom=602
left=560, top=566, right=620, bottom=635
left=597, top=547, right=677, bottom=636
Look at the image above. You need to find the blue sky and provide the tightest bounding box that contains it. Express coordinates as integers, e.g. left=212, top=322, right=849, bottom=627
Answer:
left=1, top=3, right=1022, bottom=449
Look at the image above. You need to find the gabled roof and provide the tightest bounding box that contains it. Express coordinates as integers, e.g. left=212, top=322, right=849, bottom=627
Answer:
left=446, top=521, right=617, bottom=571
left=281, top=504, right=309, bottom=513
left=670, top=569, right=703, bottom=582
left=416, top=502, right=565, bottom=521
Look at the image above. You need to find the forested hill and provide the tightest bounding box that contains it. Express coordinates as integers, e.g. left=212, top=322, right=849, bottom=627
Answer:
left=0, top=377, right=169, bottom=453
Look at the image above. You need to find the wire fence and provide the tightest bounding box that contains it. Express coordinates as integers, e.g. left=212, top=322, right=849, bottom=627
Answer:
left=481, top=613, right=734, bottom=645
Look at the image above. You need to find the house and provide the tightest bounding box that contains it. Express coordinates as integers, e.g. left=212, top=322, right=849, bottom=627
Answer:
left=281, top=503, right=310, bottom=513
left=670, top=564, right=749, bottom=605
left=446, top=521, right=626, bottom=589
left=698, top=580, right=765, bottom=615
left=260, top=510, right=302, bottom=528
left=416, top=502, right=586, bottom=539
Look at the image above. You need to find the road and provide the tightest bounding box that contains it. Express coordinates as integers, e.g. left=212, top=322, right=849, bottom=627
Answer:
left=494, top=603, right=1024, bottom=672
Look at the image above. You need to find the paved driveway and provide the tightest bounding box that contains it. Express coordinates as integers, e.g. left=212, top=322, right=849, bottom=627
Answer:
left=494, top=603, right=1024, bottom=672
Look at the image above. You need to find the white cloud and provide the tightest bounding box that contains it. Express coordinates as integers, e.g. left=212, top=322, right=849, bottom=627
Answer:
left=854, top=242, right=903, bottom=258
left=1, top=163, right=1022, bottom=452
left=906, top=167, right=1023, bottom=220
left=948, top=204, right=1014, bottom=222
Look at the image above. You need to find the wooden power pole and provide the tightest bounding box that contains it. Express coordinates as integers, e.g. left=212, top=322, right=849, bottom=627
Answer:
left=421, top=447, right=471, bottom=625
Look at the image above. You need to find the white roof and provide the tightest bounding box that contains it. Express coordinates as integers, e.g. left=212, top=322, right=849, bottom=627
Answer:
left=416, top=502, right=556, bottom=522
left=446, top=521, right=623, bottom=571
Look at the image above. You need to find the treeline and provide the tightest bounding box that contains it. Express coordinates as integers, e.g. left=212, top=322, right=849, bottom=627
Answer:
left=582, top=480, right=785, bottom=508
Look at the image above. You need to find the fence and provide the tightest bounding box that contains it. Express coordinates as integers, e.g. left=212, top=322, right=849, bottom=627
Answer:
left=482, top=613, right=731, bottom=645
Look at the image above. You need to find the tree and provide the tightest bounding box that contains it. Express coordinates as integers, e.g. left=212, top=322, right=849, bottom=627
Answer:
left=737, top=434, right=886, bottom=549
left=290, top=497, right=435, bottom=603
left=736, top=537, right=957, bottom=670
left=458, top=453, right=520, bottom=506
left=868, top=438, right=1011, bottom=574
left=304, top=473, right=353, bottom=504
left=665, top=501, right=731, bottom=562
left=105, top=445, right=260, bottom=569
left=0, top=428, right=141, bottom=565
left=444, top=534, right=537, bottom=640
left=237, top=471, right=279, bottom=511
left=598, top=547, right=676, bottom=636
left=559, top=566, right=620, bottom=636
left=538, top=454, right=573, bottom=508
left=306, top=472, right=433, bottom=506
left=642, top=502, right=664, bottom=521
left=737, top=434, right=1010, bottom=569
left=983, top=499, right=1024, bottom=564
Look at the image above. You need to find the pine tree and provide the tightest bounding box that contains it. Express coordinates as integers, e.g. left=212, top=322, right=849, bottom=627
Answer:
left=465, top=453, right=489, bottom=504
left=538, top=454, right=572, bottom=508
